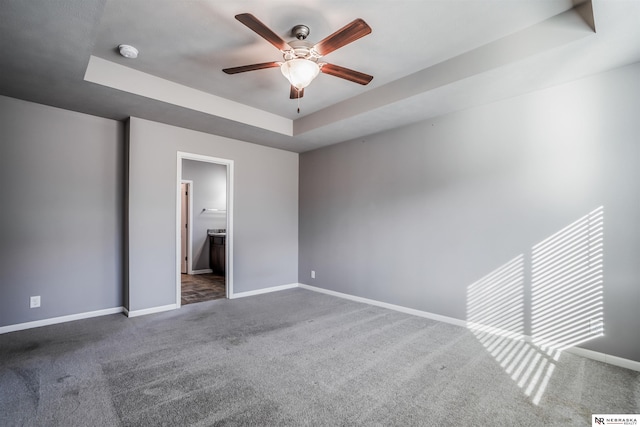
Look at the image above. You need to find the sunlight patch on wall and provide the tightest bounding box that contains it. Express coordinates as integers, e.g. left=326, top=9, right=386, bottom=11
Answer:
left=466, top=206, right=605, bottom=406
left=531, top=206, right=604, bottom=351
left=467, top=255, right=525, bottom=340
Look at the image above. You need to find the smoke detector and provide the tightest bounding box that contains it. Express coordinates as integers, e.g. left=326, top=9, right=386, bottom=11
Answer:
left=118, top=44, right=138, bottom=59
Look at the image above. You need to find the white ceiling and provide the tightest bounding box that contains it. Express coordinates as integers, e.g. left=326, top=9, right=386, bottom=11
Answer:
left=1, top=0, right=639, bottom=152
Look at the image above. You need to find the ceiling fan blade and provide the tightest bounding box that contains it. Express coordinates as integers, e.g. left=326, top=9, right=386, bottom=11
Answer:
left=320, top=63, right=373, bottom=85
left=235, top=13, right=292, bottom=52
left=290, top=86, right=304, bottom=99
left=313, top=18, right=372, bottom=56
left=222, top=61, right=281, bottom=74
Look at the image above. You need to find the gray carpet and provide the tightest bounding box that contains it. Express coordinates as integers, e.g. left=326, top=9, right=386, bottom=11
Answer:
left=1, top=288, right=638, bottom=426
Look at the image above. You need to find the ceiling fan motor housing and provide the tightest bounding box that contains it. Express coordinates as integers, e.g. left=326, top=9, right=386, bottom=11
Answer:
left=284, top=40, right=320, bottom=62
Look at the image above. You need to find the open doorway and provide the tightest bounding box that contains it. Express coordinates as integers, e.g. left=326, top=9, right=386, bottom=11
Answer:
left=180, top=178, right=225, bottom=305
left=176, top=152, right=233, bottom=307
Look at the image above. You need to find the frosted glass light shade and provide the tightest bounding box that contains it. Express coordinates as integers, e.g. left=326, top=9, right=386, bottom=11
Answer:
left=280, top=59, right=320, bottom=90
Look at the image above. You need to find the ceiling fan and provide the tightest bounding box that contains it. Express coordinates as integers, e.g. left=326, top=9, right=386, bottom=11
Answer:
left=223, top=13, right=373, bottom=101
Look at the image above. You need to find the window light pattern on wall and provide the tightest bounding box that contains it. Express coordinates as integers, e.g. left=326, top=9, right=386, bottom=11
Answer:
left=531, top=206, right=604, bottom=351
left=467, top=255, right=525, bottom=340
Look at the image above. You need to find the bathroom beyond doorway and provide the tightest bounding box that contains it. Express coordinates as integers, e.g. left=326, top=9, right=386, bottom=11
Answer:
left=177, top=151, right=234, bottom=306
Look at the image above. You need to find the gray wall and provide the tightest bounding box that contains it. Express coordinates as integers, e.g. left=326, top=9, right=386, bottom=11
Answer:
left=0, top=95, right=124, bottom=327
left=299, top=62, right=640, bottom=362
left=182, top=159, right=227, bottom=271
left=127, top=117, right=298, bottom=311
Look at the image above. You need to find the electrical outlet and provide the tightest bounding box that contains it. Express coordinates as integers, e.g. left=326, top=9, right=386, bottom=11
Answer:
left=30, top=296, right=41, bottom=308
left=311, top=270, right=316, bottom=279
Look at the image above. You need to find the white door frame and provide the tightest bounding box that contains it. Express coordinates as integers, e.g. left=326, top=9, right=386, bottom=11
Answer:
left=176, top=152, right=234, bottom=307
left=180, top=180, right=194, bottom=275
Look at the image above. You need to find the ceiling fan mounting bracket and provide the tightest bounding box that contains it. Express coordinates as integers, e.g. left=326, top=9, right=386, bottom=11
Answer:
left=291, top=24, right=310, bottom=40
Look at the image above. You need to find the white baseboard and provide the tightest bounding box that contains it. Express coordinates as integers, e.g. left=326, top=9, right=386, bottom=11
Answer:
left=0, top=307, right=124, bottom=335
left=191, top=269, right=213, bottom=275
left=566, top=346, right=640, bottom=371
left=299, top=283, right=467, bottom=328
left=299, top=283, right=640, bottom=372
left=125, top=303, right=177, bottom=318
left=231, top=283, right=300, bottom=299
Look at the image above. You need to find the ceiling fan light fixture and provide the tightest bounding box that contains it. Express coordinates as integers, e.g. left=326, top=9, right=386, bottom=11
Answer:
left=280, top=58, right=320, bottom=90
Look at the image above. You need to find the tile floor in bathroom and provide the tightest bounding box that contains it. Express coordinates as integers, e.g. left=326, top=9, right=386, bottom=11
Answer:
left=181, top=273, right=226, bottom=305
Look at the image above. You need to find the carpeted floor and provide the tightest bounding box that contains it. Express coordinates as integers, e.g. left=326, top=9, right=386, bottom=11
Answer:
left=1, top=288, right=638, bottom=426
